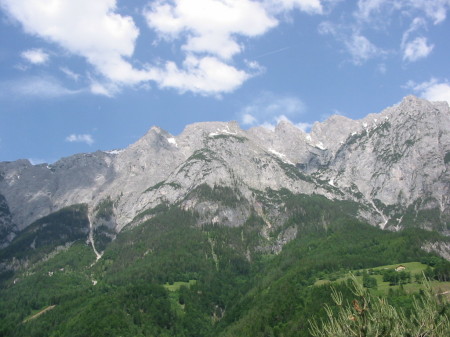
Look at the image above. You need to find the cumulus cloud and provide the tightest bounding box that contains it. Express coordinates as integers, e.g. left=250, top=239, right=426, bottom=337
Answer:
left=402, top=37, right=434, bottom=62
left=65, top=134, right=95, bottom=146
left=145, top=0, right=278, bottom=60
left=406, top=78, right=450, bottom=104
left=21, top=48, right=49, bottom=64
left=145, top=0, right=324, bottom=59
left=151, top=55, right=250, bottom=95
left=1, top=0, right=151, bottom=86
left=143, top=0, right=277, bottom=94
left=1, top=0, right=325, bottom=96
left=238, top=92, right=311, bottom=130
left=143, top=0, right=324, bottom=94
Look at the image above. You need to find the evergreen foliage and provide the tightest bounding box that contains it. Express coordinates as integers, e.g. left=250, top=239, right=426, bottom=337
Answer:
left=0, top=204, right=89, bottom=263
left=309, top=276, right=450, bottom=337
left=0, top=192, right=449, bottom=337
left=94, top=197, right=114, bottom=221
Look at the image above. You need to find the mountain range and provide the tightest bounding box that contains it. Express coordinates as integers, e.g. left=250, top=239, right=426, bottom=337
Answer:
left=1, top=95, right=450, bottom=337
left=1, top=95, right=449, bottom=248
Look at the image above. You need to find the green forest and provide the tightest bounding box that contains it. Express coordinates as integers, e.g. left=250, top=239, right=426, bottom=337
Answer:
left=0, top=191, right=449, bottom=336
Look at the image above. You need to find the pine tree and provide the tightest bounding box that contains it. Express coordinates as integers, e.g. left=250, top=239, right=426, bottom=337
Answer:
left=309, top=275, right=449, bottom=337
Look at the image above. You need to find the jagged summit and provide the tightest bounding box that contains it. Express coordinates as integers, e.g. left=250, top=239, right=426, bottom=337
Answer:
left=1, top=96, right=449, bottom=246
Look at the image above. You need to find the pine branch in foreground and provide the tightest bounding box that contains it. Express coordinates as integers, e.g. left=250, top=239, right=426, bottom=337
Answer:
left=309, top=275, right=450, bottom=337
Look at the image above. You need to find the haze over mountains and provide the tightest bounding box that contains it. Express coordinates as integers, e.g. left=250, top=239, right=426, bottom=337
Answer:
left=1, top=95, right=449, bottom=252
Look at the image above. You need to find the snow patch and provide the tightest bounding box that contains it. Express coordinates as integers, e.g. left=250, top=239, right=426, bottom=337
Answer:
left=315, top=142, right=326, bottom=150
left=167, top=137, right=178, bottom=147
left=209, top=128, right=238, bottom=137
left=105, top=149, right=124, bottom=155
left=269, top=148, right=294, bottom=165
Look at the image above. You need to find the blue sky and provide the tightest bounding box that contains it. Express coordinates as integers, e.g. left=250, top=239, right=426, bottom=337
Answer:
left=1, top=0, right=450, bottom=163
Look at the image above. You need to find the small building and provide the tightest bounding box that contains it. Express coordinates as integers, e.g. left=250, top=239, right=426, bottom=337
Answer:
left=395, top=265, right=406, bottom=272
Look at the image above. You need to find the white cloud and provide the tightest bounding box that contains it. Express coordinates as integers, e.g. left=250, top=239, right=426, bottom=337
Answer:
left=402, top=37, right=434, bottom=62
left=1, top=77, right=80, bottom=98
left=151, top=55, right=250, bottom=95
left=239, top=92, right=310, bottom=129
left=406, top=78, right=450, bottom=104
left=21, top=48, right=49, bottom=64
left=317, top=21, right=337, bottom=35
left=265, top=0, right=323, bottom=14
left=401, top=17, right=427, bottom=45
left=319, top=22, right=385, bottom=64
left=320, top=1, right=447, bottom=65
left=355, top=0, right=393, bottom=23
left=296, top=121, right=314, bottom=132
left=144, top=0, right=278, bottom=60
left=60, top=67, right=80, bottom=81
left=1, top=0, right=151, bottom=86
left=2, top=0, right=325, bottom=96
left=275, top=114, right=313, bottom=131
left=355, top=0, right=450, bottom=25
left=242, top=113, right=258, bottom=126
left=345, top=33, right=383, bottom=64
left=89, top=81, right=118, bottom=98
left=258, top=115, right=313, bottom=132
left=65, top=134, right=95, bottom=146
left=143, top=0, right=324, bottom=94
left=405, top=0, right=450, bottom=24
left=144, top=0, right=324, bottom=60
left=400, top=17, right=434, bottom=62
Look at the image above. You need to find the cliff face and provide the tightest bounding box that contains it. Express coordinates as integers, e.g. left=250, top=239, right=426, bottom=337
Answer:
left=0, top=96, right=449, bottom=245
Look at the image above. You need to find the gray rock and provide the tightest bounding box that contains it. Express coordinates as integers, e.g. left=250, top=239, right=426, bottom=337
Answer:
left=0, top=95, right=449, bottom=244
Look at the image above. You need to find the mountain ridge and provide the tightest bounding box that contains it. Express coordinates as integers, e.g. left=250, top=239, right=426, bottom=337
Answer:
left=1, top=95, right=449, bottom=249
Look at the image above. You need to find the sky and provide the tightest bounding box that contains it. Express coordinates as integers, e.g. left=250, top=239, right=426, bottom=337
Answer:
left=1, top=0, right=450, bottom=164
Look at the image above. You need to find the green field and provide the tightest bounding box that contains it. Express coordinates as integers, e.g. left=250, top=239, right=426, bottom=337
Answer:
left=163, top=280, right=198, bottom=314
left=163, top=279, right=197, bottom=292
left=315, top=262, right=450, bottom=298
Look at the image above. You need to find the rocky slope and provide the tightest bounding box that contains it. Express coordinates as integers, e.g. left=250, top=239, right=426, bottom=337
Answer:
left=0, top=96, right=449, bottom=247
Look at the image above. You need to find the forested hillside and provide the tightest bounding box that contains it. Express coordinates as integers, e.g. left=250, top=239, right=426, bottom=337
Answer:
left=0, top=193, right=449, bottom=336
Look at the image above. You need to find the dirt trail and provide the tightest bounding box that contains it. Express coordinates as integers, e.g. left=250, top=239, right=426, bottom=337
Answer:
left=23, top=305, right=56, bottom=323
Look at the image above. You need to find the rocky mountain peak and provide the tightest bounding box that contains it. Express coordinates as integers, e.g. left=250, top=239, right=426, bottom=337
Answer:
left=274, top=120, right=304, bottom=134
left=1, top=97, right=449, bottom=243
